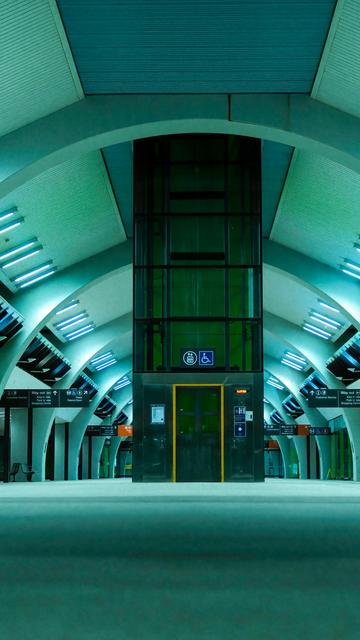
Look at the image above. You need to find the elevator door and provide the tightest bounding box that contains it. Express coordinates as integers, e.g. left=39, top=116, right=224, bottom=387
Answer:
left=176, top=386, right=221, bottom=482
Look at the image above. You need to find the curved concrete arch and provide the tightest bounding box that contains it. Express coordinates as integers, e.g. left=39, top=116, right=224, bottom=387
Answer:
left=264, top=240, right=360, bottom=329
left=68, top=357, right=132, bottom=480
left=91, top=393, right=133, bottom=480
left=2, top=94, right=360, bottom=201
left=264, top=315, right=359, bottom=479
left=0, top=241, right=132, bottom=397
left=31, top=314, right=132, bottom=481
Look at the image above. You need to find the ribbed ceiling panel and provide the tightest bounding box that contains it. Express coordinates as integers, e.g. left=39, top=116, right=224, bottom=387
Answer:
left=0, top=151, right=126, bottom=292
left=313, top=0, right=360, bottom=117
left=57, top=0, right=336, bottom=93
left=270, top=150, right=360, bottom=269
left=0, top=0, right=82, bottom=137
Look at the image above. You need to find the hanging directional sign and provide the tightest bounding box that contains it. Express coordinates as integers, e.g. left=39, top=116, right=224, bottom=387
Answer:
left=264, top=425, right=281, bottom=436
left=30, top=389, right=59, bottom=408
left=181, top=349, right=216, bottom=368
left=308, top=389, right=339, bottom=407
left=0, top=389, right=90, bottom=408
left=309, top=427, right=331, bottom=436
left=86, top=425, right=118, bottom=436
left=308, top=389, right=360, bottom=408
left=339, top=389, right=360, bottom=408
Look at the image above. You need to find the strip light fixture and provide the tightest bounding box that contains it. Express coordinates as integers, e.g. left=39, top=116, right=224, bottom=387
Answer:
left=266, top=377, right=284, bottom=391
left=95, top=358, right=117, bottom=371
left=354, top=243, right=360, bottom=253
left=303, top=322, right=331, bottom=340
left=65, top=323, right=94, bottom=340
left=344, top=259, right=360, bottom=272
left=114, top=377, right=131, bottom=391
left=0, top=239, right=37, bottom=262
left=0, top=217, right=24, bottom=235
left=13, top=262, right=53, bottom=284
left=309, top=311, right=341, bottom=329
left=90, top=351, right=113, bottom=366
left=284, top=351, right=307, bottom=365
left=55, top=312, right=87, bottom=330
left=19, top=270, right=56, bottom=288
left=67, top=325, right=95, bottom=341
left=2, top=248, right=42, bottom=270
left=340, top=267, right=360, bottom=280
left=281, top=358, right=303, bottom=371
left=0, top=207, right=17, bottom=223
left=318, top=300, right=339, bottom=313
left=55, top=301, right=79, bottom=315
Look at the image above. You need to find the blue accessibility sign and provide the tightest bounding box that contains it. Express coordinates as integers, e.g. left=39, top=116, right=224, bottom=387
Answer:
left=199, top=350, right=215, bottom=366
left=181, top=349, right=216, bottom=368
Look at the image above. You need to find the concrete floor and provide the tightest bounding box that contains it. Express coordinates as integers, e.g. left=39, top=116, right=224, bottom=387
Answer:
left=1, top=479, right=360, bottom=639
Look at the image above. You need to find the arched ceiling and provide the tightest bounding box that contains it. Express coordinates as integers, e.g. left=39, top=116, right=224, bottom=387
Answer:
left=0, top=0, right=359, bottom=434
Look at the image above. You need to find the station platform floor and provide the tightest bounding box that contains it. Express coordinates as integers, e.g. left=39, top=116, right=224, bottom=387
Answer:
left=1, top=479, right=359, bottom=639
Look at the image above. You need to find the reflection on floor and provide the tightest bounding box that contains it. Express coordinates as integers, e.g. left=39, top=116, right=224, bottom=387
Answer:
left=1, top=479, right=359, bottom=639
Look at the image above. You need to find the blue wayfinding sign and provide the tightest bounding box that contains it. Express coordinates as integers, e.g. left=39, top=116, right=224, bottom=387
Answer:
left=181, top=349, right=216, bottom=368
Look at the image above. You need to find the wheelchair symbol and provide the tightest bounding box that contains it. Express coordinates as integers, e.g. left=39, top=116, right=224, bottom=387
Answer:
left=199, top=351, right=214, bottom=366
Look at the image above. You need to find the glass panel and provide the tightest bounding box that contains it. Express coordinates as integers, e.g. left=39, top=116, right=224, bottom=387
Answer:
left=170, top=164, right=225, bottom=194
left=170, top=269, right=225, bottom=317
left=229, top=268, right=261, bottom=318
left=229, top=217, right=260, bottom=265
left=171, top=321, right=225, bottom=368
left=135, top=269, right=164, bottom=318
left=178, top=415, right=196, bottom=434
left=169, top=197, right=225, bottom=214
left=170, top=217, right=224, bottom=256
left=201, top=414, right=219, bottom=434
left=229, top=320, right=262, bottom=371
left=178, top=390, right=196, bottom=413
left=200, top=390, right=219, bottom=414
left=170, top=137, right=226, bottom=163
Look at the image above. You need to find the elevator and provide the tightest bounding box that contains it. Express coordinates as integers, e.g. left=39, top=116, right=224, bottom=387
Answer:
left=133, top=134, right=264, bottom=482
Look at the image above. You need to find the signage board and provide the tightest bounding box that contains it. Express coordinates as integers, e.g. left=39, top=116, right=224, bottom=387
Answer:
left=309, top=427, right=331, bottom=436
left=151, top=404, right=165, bottom=425
left=1, top=388, right=90, bottom=408
left=264, top=425, right=281, bottom=436
left=308, top=389, right=360, bottom=408
left=180, top=349, right=216, bottom=368
left=308, top=389, right=339, bottom=408
left=339, top=389, right=360, bottom=408
left=280, top=425, right=297, bottom=436
left=0, top=389, right=29, bottom=408
left=118, top=424, right=133, bottom=437
left=58, top=389, right=89, bottom=407
left=30, top=389, right=59, bottom=408
left=86, top=425, right=118, bottom=436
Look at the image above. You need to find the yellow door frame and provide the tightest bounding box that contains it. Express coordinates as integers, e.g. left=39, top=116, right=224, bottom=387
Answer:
left=172, top=383, right=225, bottom=482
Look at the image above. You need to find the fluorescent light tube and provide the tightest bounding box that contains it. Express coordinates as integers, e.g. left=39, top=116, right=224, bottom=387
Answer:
left=55, top=301, right=79, bottom=315
left=65, top=323, right=94, bottom=339
left=95, top=359, right=117, bottom=371
left=344, top=259, right=360, bottom=272
left=303, top=323, right=331, bottom=337
left=19, top=270, right=55, bottom=288
left=91, top=352, right=113, bottom=365
left=0, top=240, right=36, bottom=262
left=309, top=314, right=338, bottom=330
left=311, top=311, right=341, bottom=327
left=318, top=300, right=340, bottom=313
left=68, top=327, right=95, bottom=341
left=56, top=312, right=87, bottom=329
left=340, top=267, right=360, bottom=280
left=58, top=317, right=87, bottom=331
left=2, top=248, right=41, bottom=269
left=0, top=207, right=17, bottom=222
left=281, top=359, right=303, bottom=371
left=0, top=219, right=23, bottom=235
left=303, top=326, right=330, bottom=340
left=285, top=352, right=307, bottom=364
left=266, top=380, right=284, bottom=390
left=14, top=262, right=52, bottom=283
left=354, top=243, right=360, bottom=252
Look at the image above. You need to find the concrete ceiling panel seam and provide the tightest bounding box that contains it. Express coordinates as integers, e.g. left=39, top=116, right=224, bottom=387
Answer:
left=2, top=94, right=360, bottom=201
